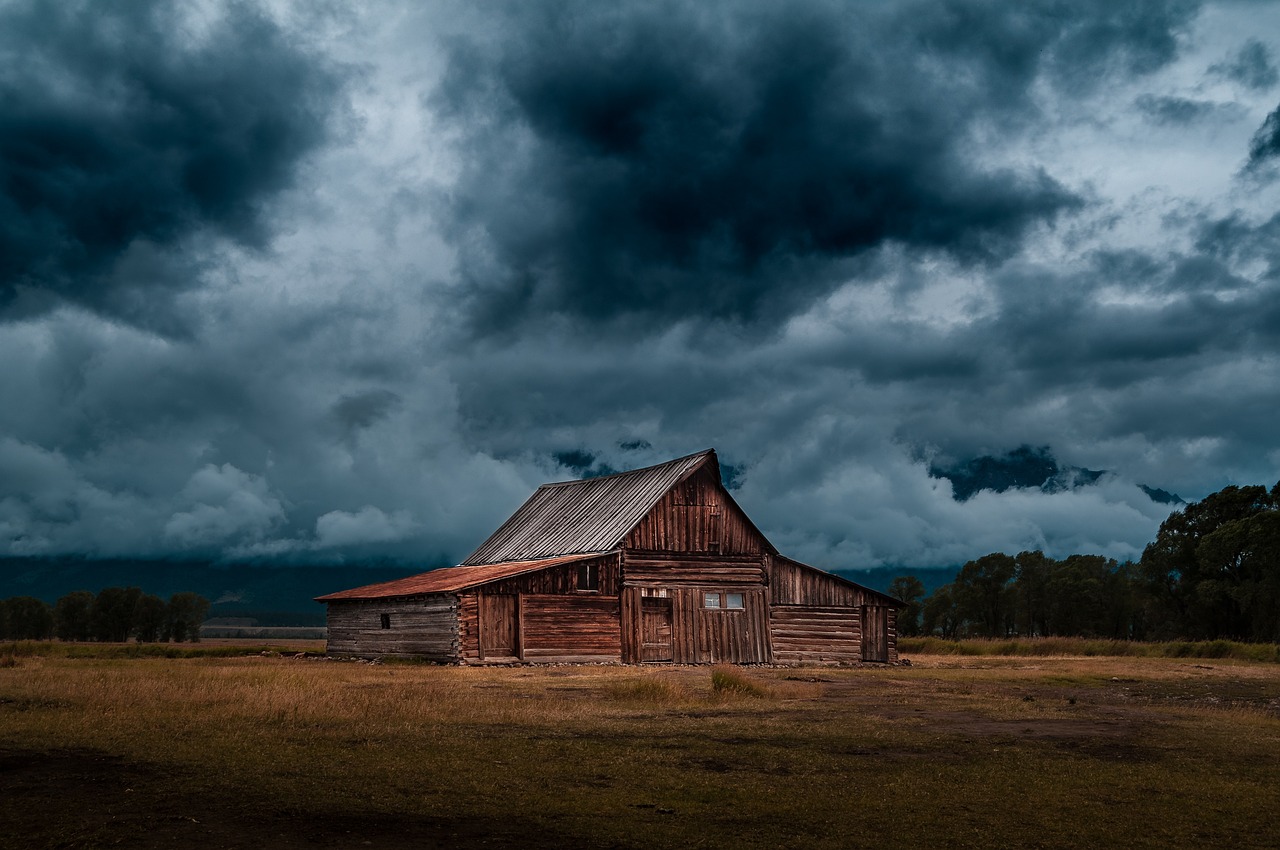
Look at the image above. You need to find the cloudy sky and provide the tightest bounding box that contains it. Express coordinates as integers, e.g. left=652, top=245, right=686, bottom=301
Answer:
left=3, top=0, right=1279, bottom=572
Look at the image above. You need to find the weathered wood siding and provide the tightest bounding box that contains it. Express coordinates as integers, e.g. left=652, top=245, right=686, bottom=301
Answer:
left=620, top=584, right=770, bottom=663
left=622, top=552, right=766, bottom=585
left=768, top=557, right=899, bottom=664
left=479, top=553, right=620, bottom=596
left=624, top=465, right=768, bottom=554
left=770, top=606, right=861, bottom=664
left=460, top=588, right=621, bottom=664
left=325, top=596, right=458, bottom=661
left=771, top=557, right=875, bottom=607
left=520, top=595, right=621, bottom=662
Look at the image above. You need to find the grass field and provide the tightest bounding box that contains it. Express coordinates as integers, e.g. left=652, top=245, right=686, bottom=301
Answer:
left=2, top=643, right=1279, bottom=849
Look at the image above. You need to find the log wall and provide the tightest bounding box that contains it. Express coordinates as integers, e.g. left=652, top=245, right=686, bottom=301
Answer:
left=520, top=595, right=621, bottom=662
left=325, top=596, right=459, bottom=661
left=770, top=605, right=862, bottom=664
left=459, top=590, right=622, bottom=664
left=622, top=552, right=766, bottom=585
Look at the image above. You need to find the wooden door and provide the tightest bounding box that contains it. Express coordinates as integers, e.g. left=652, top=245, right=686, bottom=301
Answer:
left=480, top=594, right=518, bottom=658
left=640, top=597, right=673, bottom=662
left=860, top=606, right=888, bottom=662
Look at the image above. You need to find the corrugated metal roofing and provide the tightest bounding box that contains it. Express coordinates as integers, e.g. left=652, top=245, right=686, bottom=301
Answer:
left=314, top=552, right=608, bottom=601
left=460, top=449, right=716, bottom=565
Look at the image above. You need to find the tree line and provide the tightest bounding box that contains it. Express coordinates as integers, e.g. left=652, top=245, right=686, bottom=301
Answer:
left=890, top=481, right=1280, bottom=642
left=0, top=588, right=210, bottom=643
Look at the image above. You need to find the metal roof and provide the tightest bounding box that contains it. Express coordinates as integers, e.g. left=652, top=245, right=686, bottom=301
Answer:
left=314, top=552, right=608, bottom=601
left=460, top=449, right=716, bottom=565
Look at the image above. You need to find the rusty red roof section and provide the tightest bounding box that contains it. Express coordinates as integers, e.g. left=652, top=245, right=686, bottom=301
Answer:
left=461, top=449, right=715, bottom=565
left=314, top=552, right=608, bottom=601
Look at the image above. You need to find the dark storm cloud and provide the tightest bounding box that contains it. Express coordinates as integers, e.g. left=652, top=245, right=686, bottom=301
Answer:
left=0, top=1, right=345, bottom=323
left=435, top=0, right=1200, bottom=329
left=1134, top=94, right=1234, bottom=125
left=1245, top=103, right=1280, bottom=171
left=1210, top=39, right=1279, bottom=91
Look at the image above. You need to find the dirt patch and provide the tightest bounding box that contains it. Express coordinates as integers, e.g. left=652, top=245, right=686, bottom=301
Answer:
left=0, top=748, right=617, bottom=850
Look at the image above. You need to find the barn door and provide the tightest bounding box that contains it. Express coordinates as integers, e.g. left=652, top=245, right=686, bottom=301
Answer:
left=480, top=594, right=518, bottom=658
left=640, top=597, right=673, bottom=662
left=860, top=606, right=889, bottom=662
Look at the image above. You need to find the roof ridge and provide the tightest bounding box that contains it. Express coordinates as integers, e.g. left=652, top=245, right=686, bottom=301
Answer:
left=537, top=448, right=715, bottom=488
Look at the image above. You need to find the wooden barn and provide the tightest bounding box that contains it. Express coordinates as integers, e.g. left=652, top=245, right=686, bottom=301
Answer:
left=317, top=449, right=901, bottom=665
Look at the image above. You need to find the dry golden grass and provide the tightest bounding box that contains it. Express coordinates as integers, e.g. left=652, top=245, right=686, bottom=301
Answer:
left=2, top=650, right=1279, bottom=849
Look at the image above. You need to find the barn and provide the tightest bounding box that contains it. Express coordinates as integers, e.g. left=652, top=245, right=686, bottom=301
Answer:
left=317, top=449, right=901, bottom=664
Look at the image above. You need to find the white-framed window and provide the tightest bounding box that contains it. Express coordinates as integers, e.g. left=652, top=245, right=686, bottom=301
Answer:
left=577, top=562, right=599, bottom=592
left=703, top=592, right=746, bottom=610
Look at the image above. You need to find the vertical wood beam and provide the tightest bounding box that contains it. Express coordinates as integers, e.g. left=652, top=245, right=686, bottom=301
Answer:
left=516, top=592, right=525, bottom=661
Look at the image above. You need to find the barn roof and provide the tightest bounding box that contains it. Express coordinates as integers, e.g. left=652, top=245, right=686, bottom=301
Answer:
left=314, top=552, right=606, bottom=601
left=460, top=449, right=718, bottom=565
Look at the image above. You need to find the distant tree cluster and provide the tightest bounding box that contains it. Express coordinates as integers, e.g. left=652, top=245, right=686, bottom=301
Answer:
left=896, top=481, right=1280, bottom=642
left=0, top=589, right=210, bottom=643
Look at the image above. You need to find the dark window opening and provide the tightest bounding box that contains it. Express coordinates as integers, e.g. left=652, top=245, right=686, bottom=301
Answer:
left=577, top=562, right=599, bottom=592
left=380, top=613, right=391, bottom=629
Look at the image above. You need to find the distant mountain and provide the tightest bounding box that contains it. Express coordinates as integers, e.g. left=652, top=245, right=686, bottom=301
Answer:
left=930, top=445, right=1182, bottom=505
left=1139, top=485, right=1185, bottom=505
left=832, top=566, right=959, bottom=596
left=0, top=558, right=431, bottom=626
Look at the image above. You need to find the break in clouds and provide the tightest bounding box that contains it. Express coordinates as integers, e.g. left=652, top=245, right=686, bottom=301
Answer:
left=2, top=0, right=1279, bottom=572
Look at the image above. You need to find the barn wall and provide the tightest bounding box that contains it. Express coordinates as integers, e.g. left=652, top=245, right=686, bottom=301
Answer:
left=769, top=558, right=900, bottom=664
left=480, top=553, right=621, bottom=596
left=521, top=594, right=621, bottom=662
left=770, top=606, right=862, bottom=665
left=622, top=552, right=766, bottom=585
left=325, top=596, right=459, bottom=661
left=459, top=588, right=622, bottom=664
left=771, top=558, right=876, bottom=607
left=620, top=583, right=770, bottom=664
left=623, top=465, right=768, bottom=554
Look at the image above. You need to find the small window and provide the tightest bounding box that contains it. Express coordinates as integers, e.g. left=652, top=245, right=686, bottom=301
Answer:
left=725, top=593, right=745, bottom=610
left=577, top=562, right=599, bottom=592
left=703, top=592, right=721, bottom=609
left=380, top=613, right=391, bottom=629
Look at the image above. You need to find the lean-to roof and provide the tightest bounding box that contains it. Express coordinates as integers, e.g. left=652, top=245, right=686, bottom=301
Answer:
left=314, top=552, right=607, bottom=601
left=460, top=449, right=715, bottom=565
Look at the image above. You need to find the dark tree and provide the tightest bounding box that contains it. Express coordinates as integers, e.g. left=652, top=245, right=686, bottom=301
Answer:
left=1013, top=550, right=1053, bottom=637
left=166, top=592, right=210, bottom=642
left=953, top=553, right=1017, bottom=636
left=888, top=576, right=926, bottom=636
left=54, top=591, right=95, bottom=641
left=1, top=597, right=54, bottom=640
left=922, top=584, right=961, bottom=638
left=91, top=587, right=142, bottom=642
left=1140, top=483, right=1280, bottom=639
left=133, top=593, right=168, bottom=643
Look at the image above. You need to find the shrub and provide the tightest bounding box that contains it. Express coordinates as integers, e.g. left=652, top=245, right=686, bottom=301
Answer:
left=710, top=665, right=769, bottom=698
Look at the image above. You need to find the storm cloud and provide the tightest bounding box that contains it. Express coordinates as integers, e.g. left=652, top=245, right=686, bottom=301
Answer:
left=2, top=0, right=1280, bottom=575
left=0, top=1, right=344, bottom=325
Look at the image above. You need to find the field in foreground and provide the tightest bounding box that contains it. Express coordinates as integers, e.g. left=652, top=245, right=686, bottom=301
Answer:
left=2, top=648, right=1279, bottom=849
